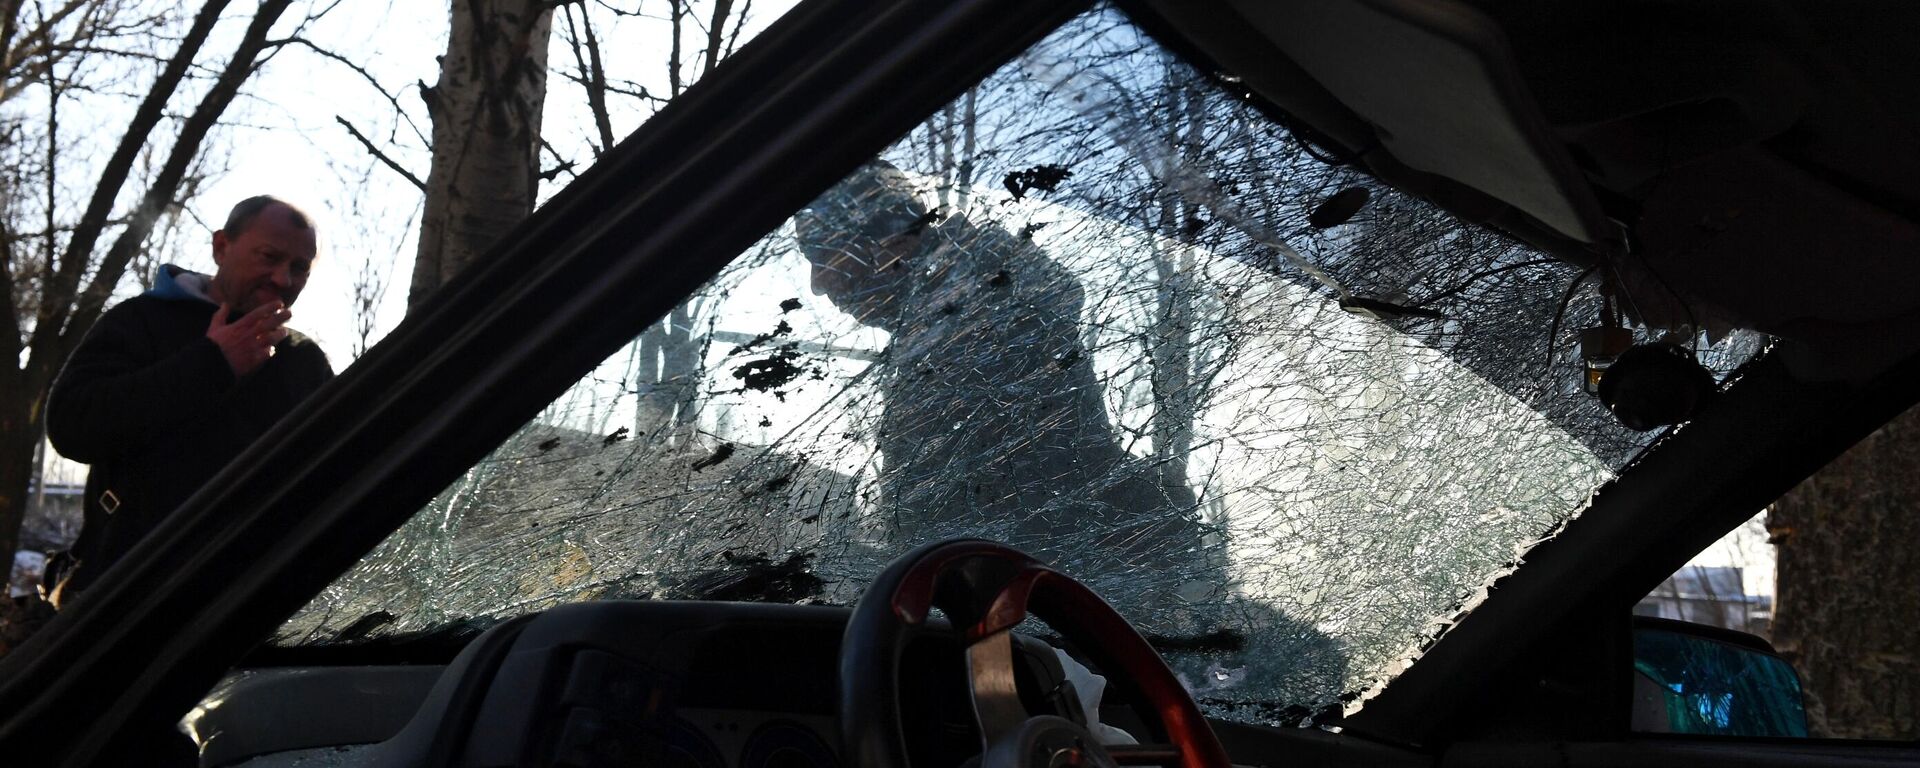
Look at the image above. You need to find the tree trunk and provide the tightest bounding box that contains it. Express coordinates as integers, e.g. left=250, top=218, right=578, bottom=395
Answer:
left=1768, top=402, right=1920, bottom=739
left=0, top=372, right=41, bottom=561
left=1147, top=64, right=1207, bottom=494
left=634, top=305, right=699, bottom=440
left=410, top=0, right=553, bottom=309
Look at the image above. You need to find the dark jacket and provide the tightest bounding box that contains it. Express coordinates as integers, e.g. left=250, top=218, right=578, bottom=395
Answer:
left=45, top=265, right=334, bottom=597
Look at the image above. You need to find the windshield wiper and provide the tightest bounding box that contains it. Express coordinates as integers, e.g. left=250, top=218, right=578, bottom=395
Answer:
left=668, top=551, right=826, bottom=603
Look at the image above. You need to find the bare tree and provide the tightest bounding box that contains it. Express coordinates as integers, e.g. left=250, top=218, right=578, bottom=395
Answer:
left=1144, top=62, right=1212, bottom=495
left=317, top=160, right=406, bottom=362
left=1769, top=408, right=1920, bottom=739
left=0, top=0, right=302, bottom=565
left=318, top=1, right=763, bottom=433
left=128, top=147, right=222, bottom=292
left=549, top=1, right=756, bottom=439
left=348, top=250, right=390, bottom=360
left=408, top=0, right=554, bottom=309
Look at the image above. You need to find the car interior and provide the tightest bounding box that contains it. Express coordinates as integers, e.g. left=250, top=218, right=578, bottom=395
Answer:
left=2, top=0, right=1918, bottom=766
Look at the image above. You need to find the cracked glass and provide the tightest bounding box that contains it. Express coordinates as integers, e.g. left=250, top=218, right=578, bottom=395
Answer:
left=279, top=5, right=1764, bottom=722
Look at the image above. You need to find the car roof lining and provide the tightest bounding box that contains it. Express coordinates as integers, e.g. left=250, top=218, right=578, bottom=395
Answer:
left=1225, top=0, right=1610, bottom=244
left=1123, top=0, right=1604, bottom=268
left=1138, top=0, right=1920, bottom=382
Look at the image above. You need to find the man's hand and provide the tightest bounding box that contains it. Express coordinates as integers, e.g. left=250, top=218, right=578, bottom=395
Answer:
left=207, top=301, right=291, bottom=377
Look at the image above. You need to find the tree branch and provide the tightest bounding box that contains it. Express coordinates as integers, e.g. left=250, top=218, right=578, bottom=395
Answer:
left=50, top=0, right=297, bottom=376
left=701, top=0, right=732, bottom=75
left=0, top=0, right=25, bottom=75
left=0, top=0, right=158, bottom=107
left=554, top=68, right=660, bottom=103
left=2, top=0, right=91, bottom=78
left=667, top=0, right=684, bottom=96
left=538, top=138, right=577, bottom=182
left=336, top=116, right=427, bottom=191
left=41, top=41, right=173, bottom=62
left=559, top=2, right=614, bottom=155
left=724, top=0, right=753, bottom=61
left=1, top=220, right=20, bottom=367
left=268, top=36, right=429, bottom=145
left=1, top=216, right=131, bottom=244
left=28, top=0, right=232, bottom=372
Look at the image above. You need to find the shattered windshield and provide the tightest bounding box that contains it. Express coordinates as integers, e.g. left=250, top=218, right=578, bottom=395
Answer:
left=279, top=6, right=1760, bottom=721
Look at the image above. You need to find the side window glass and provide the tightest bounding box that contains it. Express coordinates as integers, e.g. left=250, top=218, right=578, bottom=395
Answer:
left=1630, top=619, right=1808, bottom=737
left=1633, top=514, right=1804, bottom=738
left=1635, top=408, right=1920, bottom=742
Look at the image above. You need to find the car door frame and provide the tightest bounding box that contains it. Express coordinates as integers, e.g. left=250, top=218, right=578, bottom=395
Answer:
left=7, top=0, right=1919, bottom=764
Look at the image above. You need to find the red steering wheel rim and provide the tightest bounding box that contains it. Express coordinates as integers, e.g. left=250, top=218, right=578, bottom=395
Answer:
left=840, top=539, right=1232, bottom=768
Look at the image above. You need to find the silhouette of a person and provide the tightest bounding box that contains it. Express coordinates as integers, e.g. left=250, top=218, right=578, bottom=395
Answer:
left=794, top=161, right=1217, bottom=607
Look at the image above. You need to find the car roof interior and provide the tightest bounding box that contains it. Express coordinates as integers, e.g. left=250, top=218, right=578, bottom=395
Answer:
left=4, top=0, right=1919, bottom=764
left=1139, top=0, right=1920, bottom=375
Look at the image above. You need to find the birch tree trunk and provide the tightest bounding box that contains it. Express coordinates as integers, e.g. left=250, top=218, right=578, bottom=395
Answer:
left=409, top=0, right=553, bottom=309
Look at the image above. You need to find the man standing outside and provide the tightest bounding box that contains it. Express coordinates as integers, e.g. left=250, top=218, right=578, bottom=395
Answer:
left=42, top=195, right=335, bottom=605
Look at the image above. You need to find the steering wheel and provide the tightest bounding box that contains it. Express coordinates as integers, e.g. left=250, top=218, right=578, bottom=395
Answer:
left=840, top=539, right=1233, bottom=768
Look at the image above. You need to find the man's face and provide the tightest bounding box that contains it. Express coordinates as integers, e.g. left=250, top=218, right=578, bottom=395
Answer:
left=795, top=207, right=922, bottom=327
left=210, top=203, right=318, bottom=315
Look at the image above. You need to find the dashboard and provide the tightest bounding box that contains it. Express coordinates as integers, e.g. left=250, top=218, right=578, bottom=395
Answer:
left=192, top=601, right=1076, bottom=768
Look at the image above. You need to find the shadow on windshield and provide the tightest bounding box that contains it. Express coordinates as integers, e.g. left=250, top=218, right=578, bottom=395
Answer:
left=794, top=162, right=1346, bottom=706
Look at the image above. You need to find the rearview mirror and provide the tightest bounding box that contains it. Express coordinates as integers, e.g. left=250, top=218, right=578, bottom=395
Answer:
left=1631, top=617, right=1808, bottom=738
